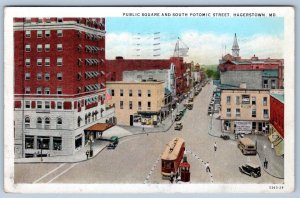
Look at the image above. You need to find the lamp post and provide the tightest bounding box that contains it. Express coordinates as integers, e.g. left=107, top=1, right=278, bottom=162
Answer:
left=171, top=108, right=174, bottom=122
left=177, top=103, right=179, bottom=113
left=89, top=134, right=94, bottom=157
left=40, top=138, right=43, bottom=162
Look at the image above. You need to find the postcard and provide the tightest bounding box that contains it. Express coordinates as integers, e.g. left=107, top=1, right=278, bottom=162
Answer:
left=4, top=6, right=294, bottom=193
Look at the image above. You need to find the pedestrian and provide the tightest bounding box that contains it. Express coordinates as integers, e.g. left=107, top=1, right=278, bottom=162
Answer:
left=205, top=162, right=211, bottom=173
left=214, top=142, right=217, bottom=151
left=142, top=127, right=145, bottom=132
left=264, top=158, right=267, bottom=168
left=170, top=171, right=174, bottom=184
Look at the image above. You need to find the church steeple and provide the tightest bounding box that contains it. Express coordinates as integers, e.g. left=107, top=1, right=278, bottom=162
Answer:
left=232, top=33, right=240, bottom=57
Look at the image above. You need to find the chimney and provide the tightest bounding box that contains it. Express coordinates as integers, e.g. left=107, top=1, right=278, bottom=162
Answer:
left=240, top=83, right=247, bottom=89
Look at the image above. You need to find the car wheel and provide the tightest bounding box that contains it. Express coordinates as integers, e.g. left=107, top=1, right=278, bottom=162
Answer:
left=251, top=172, right=257, bottom=178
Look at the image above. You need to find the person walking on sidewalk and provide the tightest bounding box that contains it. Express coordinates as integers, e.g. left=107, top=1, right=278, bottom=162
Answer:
left=214, top=142, right=217, bottom=151
left=264, top=158, right=269, bottom=169
left=205, top=162, right=211, bottom=173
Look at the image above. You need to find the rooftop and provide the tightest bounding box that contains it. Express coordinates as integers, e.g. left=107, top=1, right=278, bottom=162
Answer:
left=106, top=80, right=164, bottom=84
left=262, top=70, right=278, bottom=77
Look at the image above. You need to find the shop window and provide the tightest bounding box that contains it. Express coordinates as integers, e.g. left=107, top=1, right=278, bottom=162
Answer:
left=37, top=136, right=50, bottom=150
left=252, top=122, right=256, bottom=130
left=25, top=135, right=34, bottom=149
left=24, top=117, right=30, bottom=128
left=53, top=137, right=62, bottom=150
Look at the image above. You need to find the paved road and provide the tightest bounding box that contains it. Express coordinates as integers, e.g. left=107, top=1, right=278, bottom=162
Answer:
left=15, top=83, right=283, bottom=184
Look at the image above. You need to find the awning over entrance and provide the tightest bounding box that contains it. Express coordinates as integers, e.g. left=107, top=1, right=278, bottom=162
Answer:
left=84, top=123, right=113, bottom=133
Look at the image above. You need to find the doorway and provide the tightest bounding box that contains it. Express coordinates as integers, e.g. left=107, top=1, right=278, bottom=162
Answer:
left=130, top=115, right=133, bottom=126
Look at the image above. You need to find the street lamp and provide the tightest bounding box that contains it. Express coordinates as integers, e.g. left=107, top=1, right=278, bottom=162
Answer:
left=89, top=135, right=94, bottom=157
left=171, top=108, right=174, bottom=122
left=177, top=103, right=179, bottom=113
left=40, top=138, right=43, bottom=162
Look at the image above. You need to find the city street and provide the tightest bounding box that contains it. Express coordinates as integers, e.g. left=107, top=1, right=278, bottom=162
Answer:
left=15, top=83, right=283, bottom=184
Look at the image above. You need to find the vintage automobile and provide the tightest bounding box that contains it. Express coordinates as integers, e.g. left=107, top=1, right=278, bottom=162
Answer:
left=175, top=113, right=182, bottom=121
left=107, top=143, right=116, bottom=149
left=110, top=136, right=119, bottom=145
left=174, top=122, right=183, bottom=130
left=239, top=163, right=261, bottom=178
left=220, top=134, right=230, bottom=140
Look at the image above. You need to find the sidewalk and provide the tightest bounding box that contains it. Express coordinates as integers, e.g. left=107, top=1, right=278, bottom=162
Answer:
left=208, top=115, right=284, bottom=179
left=15, top=126, right=133, bottom=164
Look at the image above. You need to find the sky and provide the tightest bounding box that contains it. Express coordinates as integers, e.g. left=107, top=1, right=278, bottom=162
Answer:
left=105, top=17, right=284, bottom=65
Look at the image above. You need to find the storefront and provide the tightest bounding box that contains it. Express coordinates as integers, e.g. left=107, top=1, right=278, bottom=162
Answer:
left=135, top=111, right=161, bottom=127
left=222, top=120, right=269, bottom=134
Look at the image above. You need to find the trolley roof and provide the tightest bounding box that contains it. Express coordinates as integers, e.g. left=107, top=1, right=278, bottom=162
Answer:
left=161, top=137, right=185, bottom=161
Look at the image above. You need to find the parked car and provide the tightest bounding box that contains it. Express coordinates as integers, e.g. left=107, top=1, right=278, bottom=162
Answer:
left=110, top=136, right=119, bottom=145
left=175, top=113, right=182, bottom=121
left=174, top=122, right=183, bottom=130
left=220, top=134, right=230, bottom=140
left=107, top=143, right=116, bottom=149
left=239, top=163, right=261, bottom=178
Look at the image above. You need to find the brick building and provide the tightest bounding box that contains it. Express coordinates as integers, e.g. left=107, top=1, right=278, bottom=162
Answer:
left=269, top=91, right=284, bottom=156
left=13, top=17, right=115, bottom=159
left=218, top=34, right=284, bottom=89
left=106, top=56, right=189, bottom=97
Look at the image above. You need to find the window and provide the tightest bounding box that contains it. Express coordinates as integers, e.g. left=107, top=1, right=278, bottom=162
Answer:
left=45, top=101, right=50, bottom=109
left=25, top=58, right=30, bottom=67
left=37, top=117, right=42, bottom=129
left=57, top=30, right=63, bottom=37
left=148, top=90, right=151, bottom=97
left=57, top=18, right=63, bottom=23
left=263, top=97, right=268, bottom=106
left=53, top=137, right=62, bottom=150
left=45, top=73, right=50, bottom=81
left=25, top=101, right=31, bottom=109
left=263, top=79, right=269, bottom=88
left=37, top=136, right=50, bottom=150
left=138, top=90, right=142, bottom=97
left=57, top=44, right=63, bottom=51
left=129, top=89, right=132, bottom=97
left=226, top=108, right=231, bottom=117
left=25, top=87, right=30, bottom=94
left=120, top=101, right=124, bottom=109
left=252, top=122, right=256, bottom=130
left=45, top=44, right=50, bottom=52
left=57, top=87, right=62, bottom=95
left=44, top=87, right=50, bottom=95
left=45, top=117, right=50, bottom=129
left=57, top=102, right=62, bottom=109
left=37, top=44, right=42, bottom=52
left=57, top=72, right=63, bottom=80
left=252, top=96, right=256, bottom=105
left=57, top=57, right=63, bottom=66
left=252, top=108, right=256, bottom=118
left=271, top=80, right=276, bottom=89
left=25, top=18, right=31, bottom=23
left=37, top=73, right=42, bottom=80
left=37, top=58, right=42, bottom=66
left=38, top=18, right=43, bottom=23
left=25, top=135, right=34, bottom=148
left=263, top=109, right=269, bottom=118
left=37, top=30, right=43, bottom=38
left=25, top=73, right=30, bottom=80
left=147, top=102, right=151, bottom=110
left=111, top=89, right=115, bottom=96
left=226, top=96, right=231, bottom=105
left=37, top=87, right=42, bottom=94
left=138, top=101, right=142, bottom=110
left=235, top=108, right=240, bottom=117
left=129, top=101, right=133, bottom=109
left=235, top=96, right=240, bottom=105
left=45, top=30, right=50, bottom=37
left=242, top=95, right=250, bottom=104
left=25, top=30, right=31, bottom=38
left=37, top=101, right=42, bottom=109
left=46, top=18, right=51, bottom=23
left=25, top=44, right=31, bottom=52
left=120, top=89, right=123, bottom=97
left=45, top=58, right=50, bottom=66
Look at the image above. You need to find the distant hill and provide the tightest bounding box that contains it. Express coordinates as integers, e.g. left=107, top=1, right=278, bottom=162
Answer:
left=201, top=64, right=218, bottom=71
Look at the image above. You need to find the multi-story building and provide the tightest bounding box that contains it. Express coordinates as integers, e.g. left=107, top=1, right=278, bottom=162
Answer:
left=220, top=84, right=270, bottom=134
left=106, top=81, right=165, bottom=126
left=13, top=17, right=115, bottom=159
left=218, top=34, right=284, bottom=89
left=269, top=90, right=284, bottom=156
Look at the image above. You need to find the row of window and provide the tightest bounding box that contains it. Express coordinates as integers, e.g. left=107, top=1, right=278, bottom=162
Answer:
left=111, top=89, right=152, bottom=97
left=25, top=57, right=62, bottom=67
left=25, top=44, right=63, bottom=53
left=25, top=29, right=63, bottom=38
left=226, top=95, right=268, bottom=106
left=25, top=72, right=62, bottom=81
left=25, top=17, right=64, bottom=23
left=25, top=101, right=63, bottom=109
left=118, top=101, right=151, bottom=110
left=25, top=116, right=62, bottom=129
left=24, top=87, right=62, bottom=95
left=226, top=108, right=269, bottom=118
left=25, top=135, right=62, bottom=151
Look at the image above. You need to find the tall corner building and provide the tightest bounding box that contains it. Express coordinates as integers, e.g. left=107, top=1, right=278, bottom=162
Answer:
left=13, top=17, right=114, bottom=158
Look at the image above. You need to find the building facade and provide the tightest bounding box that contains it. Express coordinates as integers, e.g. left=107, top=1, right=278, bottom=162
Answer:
left=269, top=90, right=284, bottom=156
left=106, top=81, right=165, bottom=126
left=220, top=87, right=270, bottom=134
left=219, top=34, right=284, bottom=89
left=14, top=17, right=115, bottom=159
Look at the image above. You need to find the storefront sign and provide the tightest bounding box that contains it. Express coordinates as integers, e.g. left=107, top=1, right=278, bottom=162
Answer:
left=235, top=121, right=252, bottom=134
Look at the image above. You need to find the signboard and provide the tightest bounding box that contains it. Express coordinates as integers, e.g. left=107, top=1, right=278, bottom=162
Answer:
left=234, top=121, right=252, bottom=134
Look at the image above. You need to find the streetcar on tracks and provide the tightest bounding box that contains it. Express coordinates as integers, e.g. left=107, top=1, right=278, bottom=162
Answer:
left=161, top=137, right=185, bottom=178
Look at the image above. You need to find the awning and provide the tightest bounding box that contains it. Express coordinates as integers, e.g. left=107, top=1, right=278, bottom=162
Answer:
left=137, top=111, right=160, bottom=115
left=84, top=123, right=113, bottom=132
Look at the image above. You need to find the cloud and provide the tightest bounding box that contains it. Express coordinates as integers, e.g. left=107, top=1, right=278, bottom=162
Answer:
left=106, top=31, right=284, bottom=65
